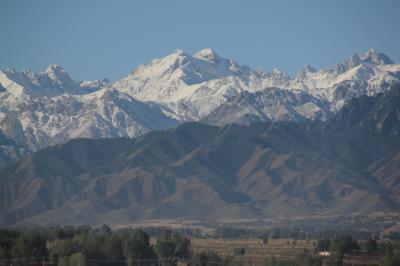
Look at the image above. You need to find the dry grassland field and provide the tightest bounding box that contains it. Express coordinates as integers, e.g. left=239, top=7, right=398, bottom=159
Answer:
left=149, top=238, right=381, bottom=265
left=188, top=238, right=314, bottom=258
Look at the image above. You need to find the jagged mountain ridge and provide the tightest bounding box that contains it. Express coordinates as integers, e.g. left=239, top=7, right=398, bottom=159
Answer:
left=1, top=85, right=400, bottom=226
left=113, top=48, right=400, bottom=118
left=0, top=69, right=179, bottom=152
left=0, top=48, right=399, bottom=164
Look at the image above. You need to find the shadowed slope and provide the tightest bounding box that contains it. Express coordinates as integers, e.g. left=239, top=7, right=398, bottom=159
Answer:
left=1, top=86, right=400, bottom=225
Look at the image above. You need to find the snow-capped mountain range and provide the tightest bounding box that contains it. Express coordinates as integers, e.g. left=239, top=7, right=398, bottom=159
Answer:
left=0, top=48, right=399, bottom=164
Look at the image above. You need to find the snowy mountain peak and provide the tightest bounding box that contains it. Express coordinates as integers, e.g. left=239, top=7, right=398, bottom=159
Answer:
left=128, top=48, right=190, bottom=80
left=302, top=64, right=317, bottom=73
left=328, top=53, right=362, bottom=75
left=194, top=48, right=220, bottom=62
left=0, top=65, right=107, bottom=97
left=295, top=64, right=317, bottom=79
left=45, top=64, right=65, bottom=73
left=361, top=48, right=393, bottom=65
left=345, top=53, right=362, bottom=69
left=44, top=64, right=76, bottom=85
left=271, top=68, right=290, bottom=80
left=325, top=49, right=395, bottom=75
left=298, top=64, right=317, bottom=74
left=115, top=48, right=254, bottom=102
left=173, top=48, right=185, bottom=55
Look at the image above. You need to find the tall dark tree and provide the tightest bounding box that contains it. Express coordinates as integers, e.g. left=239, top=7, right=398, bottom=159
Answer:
left=316, top=239, right=331, bottom=252
left=365, top=239, right=378, bottom=255
left=123, top=229, right=156, bottom=266
left=328, top=240, right=344, bottom=266
left=296, top=249, right=322, bottom=266
left=196, top=251, right=223, bottom=266
left=101, top=224, right=112, bottom=236
left=380, top=242, right=394, bottom=257
left=154, top=229, right=191, bottom=265
left=172, top=231, right=190, bottom=261
left=11, top=233, right=47, bottom=266
left=102, top=235, right=125, bottom=261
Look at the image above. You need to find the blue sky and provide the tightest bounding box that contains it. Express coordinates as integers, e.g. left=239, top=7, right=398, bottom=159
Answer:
left=1, top=0, right=399, bottom=81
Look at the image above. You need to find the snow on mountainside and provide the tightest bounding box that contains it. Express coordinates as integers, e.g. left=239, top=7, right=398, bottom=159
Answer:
left=113, top=48, right=400, bottom=122
left=0, top=66, right=178, bottom=151
left=202, top=88, right=332, bottom=125
left=0, top=65, right=99, bottom=97
left=114, top=49, right=251, bottom=105
left=0, top=90, right=178, bottom=151
left=0, top=48, right=399, bottom=163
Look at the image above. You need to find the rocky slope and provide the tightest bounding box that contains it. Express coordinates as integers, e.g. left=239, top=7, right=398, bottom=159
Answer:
left=1, top=85, right=399, bottom=226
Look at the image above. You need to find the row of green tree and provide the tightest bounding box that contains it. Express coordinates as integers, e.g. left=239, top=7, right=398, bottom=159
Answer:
left=0, top=225, right=194, bottom=266
left=0, top=225, right=324, bottom=266
left=315, top=236, right=400, bottom=266
left=2, top=226, right=400, bottom=266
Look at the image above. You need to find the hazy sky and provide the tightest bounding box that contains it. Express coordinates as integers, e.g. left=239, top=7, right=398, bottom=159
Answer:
left=1, top=0, right=399, bottom=81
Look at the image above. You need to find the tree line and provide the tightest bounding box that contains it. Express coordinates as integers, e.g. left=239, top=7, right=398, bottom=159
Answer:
left=313, top=236, right=400, bottom=266
left=0, top=225, right=195, bottom=266
left=1, top=225, right=400, bottom=266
